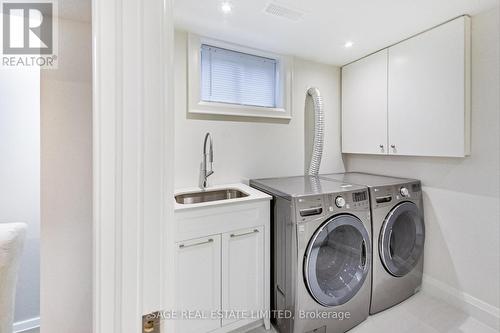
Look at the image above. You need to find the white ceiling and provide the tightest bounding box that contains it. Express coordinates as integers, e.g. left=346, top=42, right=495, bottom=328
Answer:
left=174, top=0, right=499, bottom=65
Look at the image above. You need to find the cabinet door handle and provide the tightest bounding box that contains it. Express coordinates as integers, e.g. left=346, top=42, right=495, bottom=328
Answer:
left=379, top=144, right=384, bottom=149
left=230, top=229, right=259, bottom=238
left=179, top=238, right=213, bottom=248
left=391, top=144, right=396, bottom=149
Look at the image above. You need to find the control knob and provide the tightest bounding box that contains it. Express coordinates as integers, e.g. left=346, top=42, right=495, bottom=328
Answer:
left=400, top=187, right=410, bottom=197
left=335, top=196, right=346, bottom=208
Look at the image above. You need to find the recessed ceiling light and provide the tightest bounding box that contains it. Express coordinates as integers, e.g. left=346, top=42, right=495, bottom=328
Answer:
left=344, top=41, right=354, bottom=48
left=221, top=1, right=232, bottom=14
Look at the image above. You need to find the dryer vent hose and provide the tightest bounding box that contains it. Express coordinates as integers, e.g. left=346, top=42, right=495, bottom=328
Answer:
left=306, top=87, right=324, bottom=176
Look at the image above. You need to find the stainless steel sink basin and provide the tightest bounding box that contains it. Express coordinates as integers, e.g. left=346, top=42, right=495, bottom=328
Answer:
left=175, top=188, right=249, bottom=204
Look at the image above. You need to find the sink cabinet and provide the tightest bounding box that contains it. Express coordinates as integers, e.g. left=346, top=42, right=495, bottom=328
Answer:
left=175, top=235, right=222, bottom=333
left=174, top=184, right=271, bottom=333
left=222, top=226, right=264, bottom=327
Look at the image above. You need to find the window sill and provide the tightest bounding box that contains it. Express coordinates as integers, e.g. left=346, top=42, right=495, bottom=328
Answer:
left=189, top=101, right=292, bottom=120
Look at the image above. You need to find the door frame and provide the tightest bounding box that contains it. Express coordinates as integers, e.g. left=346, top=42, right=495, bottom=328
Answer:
left=92, top=0, right=175, bottom=332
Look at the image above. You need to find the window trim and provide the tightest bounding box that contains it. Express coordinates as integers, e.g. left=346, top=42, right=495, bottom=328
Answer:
left=188, top=33, right=293, bottom=119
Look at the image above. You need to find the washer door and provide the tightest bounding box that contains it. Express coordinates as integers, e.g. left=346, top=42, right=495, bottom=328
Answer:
left=304, top=214, right=371, bottom=307
left=379, top=202, right=425, bottom=277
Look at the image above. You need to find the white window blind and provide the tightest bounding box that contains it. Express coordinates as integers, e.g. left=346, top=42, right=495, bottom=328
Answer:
left=200, top=44, right=278, bottom=108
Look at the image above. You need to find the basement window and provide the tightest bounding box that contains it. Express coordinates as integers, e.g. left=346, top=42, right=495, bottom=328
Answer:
left=201, top=45, right=277, bottom=108
left=188, top=34, right=292, bottom=119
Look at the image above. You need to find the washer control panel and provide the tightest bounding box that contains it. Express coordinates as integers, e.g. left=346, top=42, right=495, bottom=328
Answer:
left=295, top=189, right=370, bottom=222
left=335, top=196, right=346, bottom=208
left=296, top=196, right=325, bottom=222
left=327, top=189, right=369, bottom=212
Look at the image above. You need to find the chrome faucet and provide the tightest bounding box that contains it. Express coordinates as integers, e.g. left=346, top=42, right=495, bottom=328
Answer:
left=200, top=132, right=214, bottom=189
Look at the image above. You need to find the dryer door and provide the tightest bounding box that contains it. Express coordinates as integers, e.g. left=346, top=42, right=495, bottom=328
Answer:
left=304, top=214, right=371, bottom=307
left=379, top=201, right=425, bottom=277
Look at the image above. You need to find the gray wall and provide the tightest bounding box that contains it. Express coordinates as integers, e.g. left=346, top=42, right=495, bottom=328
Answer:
left=0, top=67, right=40, bottom=325
left=345, top=7, right=500, bottom=309
left=40, top=16, right=92, bottom=333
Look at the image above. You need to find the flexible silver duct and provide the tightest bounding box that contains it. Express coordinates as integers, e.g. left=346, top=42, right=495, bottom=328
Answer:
left=306, top=87, right=324, bottom=176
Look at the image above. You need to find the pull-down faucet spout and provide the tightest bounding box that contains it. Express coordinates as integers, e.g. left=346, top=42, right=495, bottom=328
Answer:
left=200, top=132, right=214, bottom=189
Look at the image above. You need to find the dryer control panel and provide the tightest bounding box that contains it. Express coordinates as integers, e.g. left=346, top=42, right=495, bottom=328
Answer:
left=372, top=181, right=421, bottom=208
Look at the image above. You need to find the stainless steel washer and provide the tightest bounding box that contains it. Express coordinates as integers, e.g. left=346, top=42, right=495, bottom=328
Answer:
left=250, top=176, right=372, bottom=333
left=319, top=172, right=425, bottom=314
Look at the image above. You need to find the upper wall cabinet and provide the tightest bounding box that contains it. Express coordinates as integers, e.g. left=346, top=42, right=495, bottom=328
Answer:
left=342, top=49, right=388, bottom=155
left=342, top=16, right=471, bottom=157
left=388, top=16, right=471, bottom=157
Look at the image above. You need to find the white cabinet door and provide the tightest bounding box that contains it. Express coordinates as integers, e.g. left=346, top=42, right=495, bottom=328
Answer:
left=222, top=226, right=264, bottom=326
left=388, top=16, right=470, bottom=157
left=342, top=49, right=388, bottom=154
left=175, top=235, right=221, bottom=333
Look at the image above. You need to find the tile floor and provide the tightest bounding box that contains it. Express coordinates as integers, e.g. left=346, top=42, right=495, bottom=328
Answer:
left=23, top=294, right=496, bottom=333
left=247, top=292, right=498, bottom=333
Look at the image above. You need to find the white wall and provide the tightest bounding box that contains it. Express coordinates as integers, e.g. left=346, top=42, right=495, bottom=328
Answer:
left=0, top=67, right=40, bottom=325
left=40, top=16, right=92, bottom=333
left=345, top=7, right=500, bottom=325
left=174, top=30, right=344, bottom=188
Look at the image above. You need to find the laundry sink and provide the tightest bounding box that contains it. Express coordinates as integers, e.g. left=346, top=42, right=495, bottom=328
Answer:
left=175, top=188, right=249, bottom=205
left=174, top=183, right=271, bottom=241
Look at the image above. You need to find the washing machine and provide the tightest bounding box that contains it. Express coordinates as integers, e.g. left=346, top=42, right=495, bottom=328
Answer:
left=319, top=172, right=425, bottom=314
left=250, top=176, right=372, bottom=333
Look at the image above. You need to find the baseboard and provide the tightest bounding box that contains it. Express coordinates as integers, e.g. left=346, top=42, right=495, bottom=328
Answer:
left=422, top=274, right=500, bottom=330
left=13, top=317, right=40, bottom=333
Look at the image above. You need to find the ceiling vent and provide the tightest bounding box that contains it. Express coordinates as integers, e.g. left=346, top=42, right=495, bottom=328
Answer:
left=264, top=2, right=305, bottom=22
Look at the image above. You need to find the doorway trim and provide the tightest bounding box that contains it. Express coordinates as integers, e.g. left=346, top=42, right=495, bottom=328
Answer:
left=92, top=0, right=175, bottom=332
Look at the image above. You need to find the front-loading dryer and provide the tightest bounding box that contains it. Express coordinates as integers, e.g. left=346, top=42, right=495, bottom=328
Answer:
left=319, top=172, right=425, bottom=314
left=250, top=176, right=372, bottom=333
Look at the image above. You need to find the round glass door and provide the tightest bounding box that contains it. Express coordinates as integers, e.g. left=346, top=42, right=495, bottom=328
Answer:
left=379, top=202, right=425, bottom=277
left=304, top=214, right=371, bottom=307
